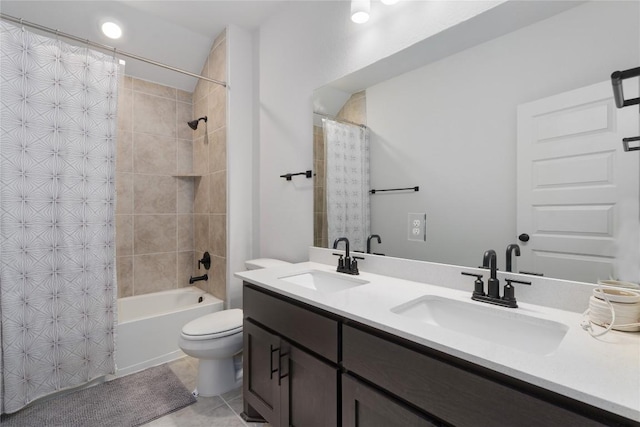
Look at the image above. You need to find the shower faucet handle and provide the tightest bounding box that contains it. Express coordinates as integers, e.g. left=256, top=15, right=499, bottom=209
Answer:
left=198, top=252, right=211, bottom=270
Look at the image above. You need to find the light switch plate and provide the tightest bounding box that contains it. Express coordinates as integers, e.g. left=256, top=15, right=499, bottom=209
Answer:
left=408, top=213, right=426, bottom=241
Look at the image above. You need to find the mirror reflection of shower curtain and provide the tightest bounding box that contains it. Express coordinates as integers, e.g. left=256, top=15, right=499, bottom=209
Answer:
left=323, top=119, right=370, bottom=252
left=0, top=21, right=121, bottom=414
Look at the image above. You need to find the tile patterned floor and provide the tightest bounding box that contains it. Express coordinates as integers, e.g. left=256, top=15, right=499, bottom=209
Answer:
left=144, top=357, right=269, bottom=427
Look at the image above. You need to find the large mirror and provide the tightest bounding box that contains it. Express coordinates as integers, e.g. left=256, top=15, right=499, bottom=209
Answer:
left=313, top=1, right=640, bottom=284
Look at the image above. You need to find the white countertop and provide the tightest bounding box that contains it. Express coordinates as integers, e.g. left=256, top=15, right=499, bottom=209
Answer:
left=236, top=261, right=640, bottom=422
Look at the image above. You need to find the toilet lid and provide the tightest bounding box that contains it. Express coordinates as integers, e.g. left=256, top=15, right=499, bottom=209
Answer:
left=182, top=309, right=243, bottom=339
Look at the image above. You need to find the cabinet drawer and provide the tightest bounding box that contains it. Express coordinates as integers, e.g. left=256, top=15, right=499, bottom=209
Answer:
left=244, top=284, right=339, bottom=363
left=343, top=325, right=606, bottom=427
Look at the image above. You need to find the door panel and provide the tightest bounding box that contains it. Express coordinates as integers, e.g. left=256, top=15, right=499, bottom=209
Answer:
left=284, top=342, right=337, bottom=427
left=517, top=80, right=639, bottom=282
left=243, top=319, right=281, bottom=426
left=342, top=375, right=438, bottom=427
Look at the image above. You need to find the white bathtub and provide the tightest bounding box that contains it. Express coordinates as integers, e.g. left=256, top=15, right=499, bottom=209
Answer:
left=115, top=287, right=223, bottom=377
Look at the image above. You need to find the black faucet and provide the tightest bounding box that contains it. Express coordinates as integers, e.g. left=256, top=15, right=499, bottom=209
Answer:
left=462, top=249, right=531, bottom=308
left=366, top=234, right=381, bottom=254
left=333, top=237, right=363, bottom=275
left=189, top=274, right=208, bottom=284
left=505, top=244, right=520, bottom=272
left=483, top=250, right=500, bottom=299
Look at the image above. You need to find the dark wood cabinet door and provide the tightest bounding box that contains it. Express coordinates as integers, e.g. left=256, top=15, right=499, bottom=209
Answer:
left=342, top=375, right=440, bottom=427
left=280, top=342, right=338, bottom=427
left=243, top=319, right=282, bottom=426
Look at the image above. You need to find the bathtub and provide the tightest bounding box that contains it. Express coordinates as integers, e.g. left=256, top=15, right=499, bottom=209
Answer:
left=116, top=287, right=223, bottom=377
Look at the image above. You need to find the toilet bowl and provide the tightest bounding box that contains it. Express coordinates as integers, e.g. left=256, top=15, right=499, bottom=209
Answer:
left=178, top=258, right=291, bottom=397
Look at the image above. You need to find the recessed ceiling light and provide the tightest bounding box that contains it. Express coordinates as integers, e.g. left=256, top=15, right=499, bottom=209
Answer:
left=351, top=0, right=370, bottom=23
left=101, top=22, right=122, bottom=39
left=381, top=0, right=399, bottom=4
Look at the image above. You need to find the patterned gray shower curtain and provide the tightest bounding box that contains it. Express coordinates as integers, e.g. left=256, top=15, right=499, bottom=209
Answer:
left=323, top=118, right=371, bottom=252
left=0, top=21, right=120, bottom=414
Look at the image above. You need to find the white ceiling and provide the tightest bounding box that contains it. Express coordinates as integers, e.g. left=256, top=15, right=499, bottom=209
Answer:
left=0, top=0, right=287, bottom=92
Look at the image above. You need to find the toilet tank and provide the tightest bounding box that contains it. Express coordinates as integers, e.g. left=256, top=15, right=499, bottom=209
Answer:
left=245, top=258, right=291, bottom=270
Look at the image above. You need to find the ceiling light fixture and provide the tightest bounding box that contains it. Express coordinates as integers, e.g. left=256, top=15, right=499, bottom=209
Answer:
left=351, top=0, right=370, bottom=24
left=381, top=0, right=399, bottom=4
left=101, top=21, right=122, bottom=39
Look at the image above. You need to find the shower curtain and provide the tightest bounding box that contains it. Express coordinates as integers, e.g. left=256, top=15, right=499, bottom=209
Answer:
left=0, top=21, right=120, bottom=414
left=323, top=118, right=371, bottom=252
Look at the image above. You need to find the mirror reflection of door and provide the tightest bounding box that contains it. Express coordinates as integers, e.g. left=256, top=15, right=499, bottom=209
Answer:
left=517, top=80, right=639, bottom=283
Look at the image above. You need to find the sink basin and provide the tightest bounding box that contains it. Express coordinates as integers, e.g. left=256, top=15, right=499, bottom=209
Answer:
left=391, top=296, right=568, bottom=355
left=278, top=270, right=369, bottom=294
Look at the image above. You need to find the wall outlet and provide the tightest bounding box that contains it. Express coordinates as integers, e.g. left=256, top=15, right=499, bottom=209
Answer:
left=408, top=213, right=426, bottom=242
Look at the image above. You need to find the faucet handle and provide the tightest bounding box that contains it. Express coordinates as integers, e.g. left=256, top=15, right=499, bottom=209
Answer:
left=332, top=252, right=345, bottom=272
left=502, top=278, right=531, bottom=307
left=462, top=272, right=485, bottom=297
left=350, top=256, right=364, bottom=275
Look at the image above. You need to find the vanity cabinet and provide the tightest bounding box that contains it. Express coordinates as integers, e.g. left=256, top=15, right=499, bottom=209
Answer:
left=342, top=374, right=439, bottom=427
left=243, top=286, right=338, bottom=427
left=243, top=283, right=632, bottom=427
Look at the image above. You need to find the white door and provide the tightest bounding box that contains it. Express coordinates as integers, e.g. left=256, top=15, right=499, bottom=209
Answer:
left=517, top=80, right=639, bottom=283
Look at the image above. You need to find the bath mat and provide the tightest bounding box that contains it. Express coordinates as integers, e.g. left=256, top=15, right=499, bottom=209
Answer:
left=0, top=364, right=196, bottom=427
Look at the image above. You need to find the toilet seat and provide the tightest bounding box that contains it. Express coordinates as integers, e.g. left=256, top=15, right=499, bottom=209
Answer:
left=181, top=309, right=243, bottom=341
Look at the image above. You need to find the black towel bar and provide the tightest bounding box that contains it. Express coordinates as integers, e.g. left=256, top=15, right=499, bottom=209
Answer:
left=280, top=170, right=313, bottom=181
left=370, top=186, right=419, bottom=194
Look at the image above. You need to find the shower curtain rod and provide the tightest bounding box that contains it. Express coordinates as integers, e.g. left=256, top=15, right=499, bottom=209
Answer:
left=314, top=111, right=367, bottom=128
left=0, top=13, right=227, bottom=88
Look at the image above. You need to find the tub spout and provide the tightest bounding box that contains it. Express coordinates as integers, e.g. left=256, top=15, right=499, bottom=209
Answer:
left=189, top=274, right=208, bottom=284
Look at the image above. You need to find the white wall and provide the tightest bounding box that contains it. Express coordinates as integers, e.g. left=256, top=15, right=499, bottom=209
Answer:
left=256, top=0, right=508, bottom=262
left=227, top=24, right=254, bottom=308
left=367, top=1, right=640, bottom=270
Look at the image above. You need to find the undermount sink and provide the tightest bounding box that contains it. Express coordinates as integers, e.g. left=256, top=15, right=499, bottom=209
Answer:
left=391, top=295, right=569, bottom=355
left=278, top=270, right=369, bottom=294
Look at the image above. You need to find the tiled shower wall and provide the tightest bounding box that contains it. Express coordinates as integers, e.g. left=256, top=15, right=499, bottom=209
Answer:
left=115, top=29, right=227, bottom=301
left=313, top=91, right=366, bottom=249
left=192, top=30, right=227, bottom=302
left=115, top=76, right=195, bottom=298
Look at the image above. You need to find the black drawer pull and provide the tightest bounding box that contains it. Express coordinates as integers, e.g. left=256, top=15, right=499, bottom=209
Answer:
left=270, top=345, right=279, bottom=379
left=278, top=351, right=289, bottom=386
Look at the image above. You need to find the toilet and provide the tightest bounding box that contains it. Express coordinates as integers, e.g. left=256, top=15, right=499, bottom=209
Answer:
left=178, top=258, right=291, bottom=397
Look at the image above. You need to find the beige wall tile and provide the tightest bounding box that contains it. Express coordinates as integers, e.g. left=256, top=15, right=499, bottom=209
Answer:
left=177, top=251, right=194, bottom=288
left=116, top=214, right=133, bottom=256
left=208, top=40, right=226, bottom=83
left=207, top=86, right=226, bottom=131
left=209, top=171, right=226, bottom=214
left=193, top=95, right=207, bottom=140
left=117, top=89, right=133, bottom=132
left=209, top=214, right=226, bottom=257
left=133, top=133, right=176, bottom=175
left=134, top=253, right=177, bottom=294
left=117, top=256, right=133, bottom=298
left=193, top=134, right=209, bottom=175
left=177, top=89, right=192, bottom=103
left=178, top=214, right=194, bottom=252
left=209, top=255, right=226, bottom=301
left=177, top=139, right=193, bottom=174
left=116, top=172, right=133, bottom=214
left=193, top=175, right=210, bottom=214
left=177, top=102, right=194, bottom=140
left=212, top=29, right=226, bottom=51
left=116, top=131, right=133, bottom=173
left=134, top=214, right=177, bottom=255
left=133, top=92, right=176, bottom=137
left=134, top=175, right=177, bottom=214
left=123, top=76, right=133, bottom=90
left=194, top=214, right=209, bottom=254
left=208, top=127, right=226, bottom=173
left=133, top=77, right=177, bottom=99
left=177, top=178, right=194, bottom=214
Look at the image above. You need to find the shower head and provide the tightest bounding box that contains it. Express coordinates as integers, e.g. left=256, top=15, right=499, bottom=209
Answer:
left=188, top=116, right=208, bottom=130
